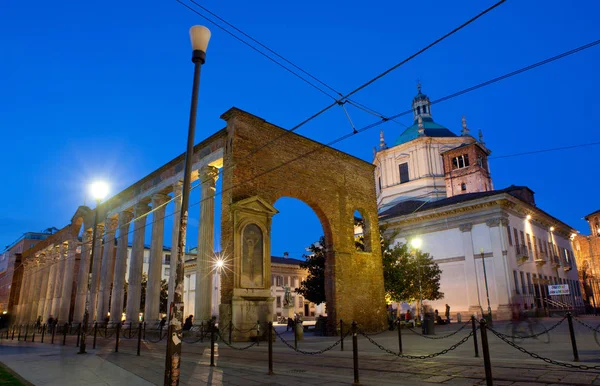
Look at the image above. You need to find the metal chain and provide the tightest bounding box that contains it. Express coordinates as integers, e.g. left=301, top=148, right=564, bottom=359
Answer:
left=495, top=317, right=565, bottom=340
left=181, top=330, right=206, bottom=344
left=274, top=329, right=351, bottom=355
left=358, top=328, right=474, bottom=359
left=121, top=327, right=138, bottom=339
left=406, top=321, right=470, bottom=340
left=144, top=329, right=166, bottom=343
left=216, top=332, right=259, bottom=350
left=487, top=326, right=600, bottom=370
left=232, top=324, right=259, bottom=333
left=573, top=317, right=600, bottom=333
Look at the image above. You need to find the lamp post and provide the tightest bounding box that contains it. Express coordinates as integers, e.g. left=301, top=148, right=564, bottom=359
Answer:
left=480, top=248, right=492, bottom=322
left=164, top=25, right=211, bottom=386
left=410, top=238, right=423, bottom=320
left=79, top=181, right=109, bottom=354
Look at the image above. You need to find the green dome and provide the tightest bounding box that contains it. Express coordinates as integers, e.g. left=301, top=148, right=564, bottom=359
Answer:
left=394, top=117, right=457, bottom=146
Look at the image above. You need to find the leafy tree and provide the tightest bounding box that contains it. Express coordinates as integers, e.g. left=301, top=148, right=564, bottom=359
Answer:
left=159, top=279, right=169, bottom=314
left=122, top=273, right=168, bottom=314
left=296, top=236, right=326, bottom=305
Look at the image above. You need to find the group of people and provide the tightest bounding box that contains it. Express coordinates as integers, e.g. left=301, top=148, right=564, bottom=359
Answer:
left=34, top=315, right=58, bottom=329
left=388, top=304, right=452, bottom=326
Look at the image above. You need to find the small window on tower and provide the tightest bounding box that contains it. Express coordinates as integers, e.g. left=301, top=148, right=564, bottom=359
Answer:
left=423, top=105, right=427, bottom=114
left=417, top=106, right=421, bottom=115
left=461, top=183, right=467, bottom=191
left=399, top=163, right=409, bottom=183
left=378, top=177, right=382, bottom=191
left=452, top=154, right=470, bottom=170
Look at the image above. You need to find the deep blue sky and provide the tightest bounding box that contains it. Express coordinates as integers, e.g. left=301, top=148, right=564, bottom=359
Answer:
left=2, top=0, right=599, bottom=259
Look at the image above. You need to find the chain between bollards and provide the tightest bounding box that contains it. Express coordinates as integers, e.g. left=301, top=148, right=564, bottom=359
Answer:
left=471, top=315, right=479, bottom=357
left=566, top=312, right=579, bottom=362
left=93, top=323, right=98, bottom=349
left=137, top=323, right=142, bottom=356
left=352, top=321, right=359, bottom=385
left=268, top=321, right=273, bottom=375
left=340, top=319, right=344, bottom=351
left=115, top=323, right=120, bottom=352
left=479, top=319, right=493, bottom=386
left=62, top=323, right=68, bottom=346
left=210, top=321, right=216, bottom=367
left=396, top=319, right=403, bottom=354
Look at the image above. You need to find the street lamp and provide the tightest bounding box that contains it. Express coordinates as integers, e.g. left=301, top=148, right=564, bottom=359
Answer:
left=479, top=248, right=492, bottom=322
left=79, top=181, right=109, bottom=354
left=410, top=238, right=423, bottom=320
left=164, top=25, right=211, bottom=386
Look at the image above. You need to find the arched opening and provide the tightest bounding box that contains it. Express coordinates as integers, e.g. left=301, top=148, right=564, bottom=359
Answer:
left=271, top=197, right=328, bottom=321
left=354, top=209, right=372, bottom=252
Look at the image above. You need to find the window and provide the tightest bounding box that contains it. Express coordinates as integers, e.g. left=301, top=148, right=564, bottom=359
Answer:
left=378, top=177, right=382, bottom=191
left=298, top=296, right=303, bottom=308
left=164, top=267, right=170, bottom=277
left=526, top=234, right=532, bottom=257
left=520, top=271, right=527, bottom=294
left=532, top=236, right=538, bottom=259
left=514, top=228, right=519, bottom=247
left=276, top=297, right=281, bottom=308
left=164, top=254, right=171, bottom=264
left=399, top=163, right=409, bottom=184
left=417, top=106, right=421, bottom=114
left=276, top=276, right=283, bottom=286
left=507, top=225, right=513, bottom=246
left=526, top=273, right=532, bottom=294
left=513, top=271, right=520, bottom=294
left=461, top=183, right=467, bottom=191
left=451, top=154, right=470, bottom=170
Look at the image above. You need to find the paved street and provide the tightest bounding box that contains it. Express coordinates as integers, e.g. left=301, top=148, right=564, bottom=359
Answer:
left=2, top=317, right=600, bottom=385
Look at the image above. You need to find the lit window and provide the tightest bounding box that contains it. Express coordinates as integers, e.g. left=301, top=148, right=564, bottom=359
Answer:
left=451, top=154, right=470, bottom=170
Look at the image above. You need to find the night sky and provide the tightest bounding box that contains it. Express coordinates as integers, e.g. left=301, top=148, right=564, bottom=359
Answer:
left=2, top=0, right=599, bottom=259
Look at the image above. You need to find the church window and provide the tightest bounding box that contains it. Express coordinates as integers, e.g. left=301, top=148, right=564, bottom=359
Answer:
left=423, top=105, right=427, bottom=114
left=451, top=154, right=470, bottom=170
left=461, top=183, right=467, bottom=191
left=417, top=106, right=421, bottom=115
left=399, top=163, right=409, bottom=183
left=378, top=177, right=382, bottom=191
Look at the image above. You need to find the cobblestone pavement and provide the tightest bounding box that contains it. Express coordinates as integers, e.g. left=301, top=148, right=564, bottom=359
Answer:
left=2, top=317, right=600, bottom=385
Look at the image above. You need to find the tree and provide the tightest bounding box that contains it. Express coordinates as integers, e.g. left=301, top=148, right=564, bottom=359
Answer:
left=159, top=279, right=169, bottom=314
left=296, top=236, right=326, bottom=305
left=122, top=273, right=168, bottom=315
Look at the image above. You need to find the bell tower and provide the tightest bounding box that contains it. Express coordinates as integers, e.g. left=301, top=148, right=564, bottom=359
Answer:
left=441, top=117, right=493, bottom=197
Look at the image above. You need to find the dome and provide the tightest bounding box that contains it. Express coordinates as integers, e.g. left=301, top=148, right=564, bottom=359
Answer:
left=394, top=117, right=457, bottom=146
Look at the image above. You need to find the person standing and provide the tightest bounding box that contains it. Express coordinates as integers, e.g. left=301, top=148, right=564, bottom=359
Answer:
left=445, top=304, right=451, bottom=324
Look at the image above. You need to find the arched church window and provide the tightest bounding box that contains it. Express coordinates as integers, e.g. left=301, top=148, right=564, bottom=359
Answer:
left=417, top=106, right=421, bottom=115
left=461, top=183, right=467, bottom=191
left=423, top=105, right=427, bottom=114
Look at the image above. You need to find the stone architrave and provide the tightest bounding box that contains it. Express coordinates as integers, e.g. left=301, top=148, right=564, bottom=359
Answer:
left=228, top=196, right=278, bottom=341
left=195, top=166, right=219, bottom=323
left=96, top=216, right=119, bottom=323
left=110, top=209, right=134, bottom=325
left=88, top=223, right=105, bottom=322
left=59, top=239, right=79, bottom=323
left=73, top=229, right=93, bottom=323
left=126, top=202, right=150, bottom=323
left=145, top=193, right=170, bottom=324
left=167, top=181, right=183, bottom=320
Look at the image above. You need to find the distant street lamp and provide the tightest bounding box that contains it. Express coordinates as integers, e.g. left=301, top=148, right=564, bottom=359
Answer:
left=79, top=181, right=109, bottom=354
left=164, top=25, right=211, bottom=386
left=410, top=238, right=423, bottom=320
left=480, top=248, right=492, bottom=322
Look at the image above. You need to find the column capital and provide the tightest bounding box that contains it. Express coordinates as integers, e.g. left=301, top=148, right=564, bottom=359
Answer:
left=200, top=165, right=219, bottom=186
left=151, top=192, right=171, bottom=208
left=134, top=201, right=151, bottom=217
left=459, top=223, right=473, bottom=232
left=172, top=180, right=183, bottom=197
left=486, top=217, right=507, bottom=228
left=104, top=216, right=119, bottom=234
left=118, top=209, right=135, bottom=225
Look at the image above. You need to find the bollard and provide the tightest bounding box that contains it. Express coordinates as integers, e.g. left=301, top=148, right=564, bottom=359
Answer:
left=352, top=321, right=359, bottom=385
left=566, top=312, right=579, bottom=362
left=41, top=324, right=46, bottom=343
left=105, top=323, right=108, bottom=338
left=340, top=319, right=344, bottom=351
left=257, top=320, right=260, bottom=347
left=31, top=325, right=36, bottom=342
left=17, top=325, right=21, bottom=341
left=115, top=323, right=121, bottom=352
left=471, top=316, right=479, bottom=357
left=12, top=325, right=15, bottom=340
left=200, top=321, right=204, bottom=343
left=137, top=323, right=142, bottom=356
left=267, top=321, right=273, bottom=375
left=159, top=324, right=163, bottom=341
left=143, top=322, right=146, bottom=340
left=51, top=324, right=56, bottom=344
left=93, top=323, right=98, bottom=349
left=129, top=322, right=133, bottom=339
left=479, top=319, right=493, bottom=386
left=24, top=325, right=28, bottom=341
left=294, top=321, right=298, bottom=350
left=396, top=319, right=403, bottom=354
left=210, top=322, right=216, bottom=367
left=69, top=323, right=73, bottom=335
left=229, top=320, right=233, bottom=344
left=63, top=323, right=68, bottom=345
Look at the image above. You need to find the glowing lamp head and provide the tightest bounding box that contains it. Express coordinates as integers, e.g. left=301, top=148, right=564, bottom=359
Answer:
left=215, top=259, right=224, bottom=269
left=410, top=237, right=422, bottom=250
left=190, top=25, right=211, bottom=52
left=550, top=226, right=555, bottom=232
left=526, top=214, right=532, bottom=221
left=90, top=181, right=109, bottom=201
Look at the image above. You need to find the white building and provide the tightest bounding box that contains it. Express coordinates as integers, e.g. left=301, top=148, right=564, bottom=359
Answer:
left=376, top=86, right=583, bottom=319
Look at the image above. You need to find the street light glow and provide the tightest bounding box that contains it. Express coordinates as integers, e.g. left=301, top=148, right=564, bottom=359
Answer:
left=526, top=214, right=532, bottom=221
left=410, top=237, right=422, bottom=249
left=90, top=181, right=109, bottom=201
left=550, top=226, right=555, bottom=232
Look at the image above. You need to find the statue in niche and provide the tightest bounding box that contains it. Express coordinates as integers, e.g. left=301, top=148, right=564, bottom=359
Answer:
left=241, top=223, right=264, bottom=288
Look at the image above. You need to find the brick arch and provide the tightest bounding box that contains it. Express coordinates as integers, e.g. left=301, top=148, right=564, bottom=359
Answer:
left=220, top=108, right=387, bottom=332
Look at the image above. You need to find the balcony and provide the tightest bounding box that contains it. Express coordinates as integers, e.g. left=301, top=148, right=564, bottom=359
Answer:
left=551, top=254, right=561, bottom=269
left=515, top=244, right=529, bottom=264
left=535, top=251, right=547, bottom=267
left=563, top=259, right=573, bottom=272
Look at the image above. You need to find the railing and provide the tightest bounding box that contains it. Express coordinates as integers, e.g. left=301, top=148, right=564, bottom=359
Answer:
left=550, top=254, right=561, bottom=268
left=535, top=251, right=547, bottom=266
left=515, top=244, right=529, bottom=263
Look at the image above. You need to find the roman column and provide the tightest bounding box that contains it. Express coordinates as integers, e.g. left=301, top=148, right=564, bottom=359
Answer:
left=36, top=254, right=50, bottom=321
left=73, top=229, right=93, bottom=323
left=25, top=257, right=40, bottom=322
left=43, top=246, right=58, bottom=319
left=17, top=262, right=31, bottom=323
left=88, top=223, right=105, bottom=321
left=59, top=238, right=79, bottom=323
left=167, top=181, right=183, bottom=320
left=110, top=209, right=134, bottom=325
left=195, top=165, right=219, bottom=323
left=96, top=216, right=118, bottom=324
left=51, top=244, right=65, bottom=319
left=126, top=201, right=150, bottom=323
left=145, top=193, right=170, bottom=324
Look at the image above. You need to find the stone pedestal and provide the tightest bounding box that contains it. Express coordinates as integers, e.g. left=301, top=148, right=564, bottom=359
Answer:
left=231, top=288, right=274, bottom=341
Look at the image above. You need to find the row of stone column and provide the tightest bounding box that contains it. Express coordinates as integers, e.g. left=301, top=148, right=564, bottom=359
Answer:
left=15, top=165, right=218, bottom=326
